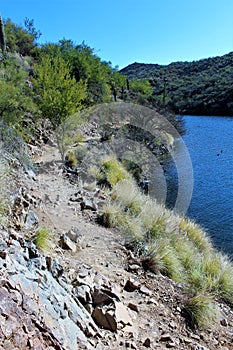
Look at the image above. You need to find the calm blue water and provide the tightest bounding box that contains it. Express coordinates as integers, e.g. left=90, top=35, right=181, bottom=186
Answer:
left=167, top=116, right=233, bottom=257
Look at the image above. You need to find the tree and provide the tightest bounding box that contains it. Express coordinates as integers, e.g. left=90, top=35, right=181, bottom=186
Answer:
left=0, top=58, right=36, bottom=125
left=4, top=18, right=40, bottom=56
left=32, top=55, right=86, bottom=127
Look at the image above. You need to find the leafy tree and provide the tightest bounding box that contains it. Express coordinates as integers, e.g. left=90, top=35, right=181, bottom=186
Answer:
left=0, top=58, right=36, bottom=125
left=130, top=79, right=153, bottom=98
left=4, top=18, right=40, bottom=56
left=40, top=40, right=126, bottom=105
left=32, top=55, right=86, bottom=127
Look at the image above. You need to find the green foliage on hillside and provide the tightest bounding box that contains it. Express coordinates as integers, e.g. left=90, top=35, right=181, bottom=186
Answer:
left=39, top=39, right=127, bottom=106
left=3, top=17, right=40, bottom=56
left=0, top=17, right=129, bottom=134
left=0, top=57, right=36, bottom=125
left=121, top=52, right=233, bottom=115
left=32, top=55, right=86, bottom=127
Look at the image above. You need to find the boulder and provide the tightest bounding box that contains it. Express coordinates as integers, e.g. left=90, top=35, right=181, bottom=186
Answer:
left=60, top=234, right=77, bottom=252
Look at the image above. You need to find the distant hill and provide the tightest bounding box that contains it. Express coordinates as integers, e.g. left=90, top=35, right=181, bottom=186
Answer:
left=121, top=52, right=233, bottom=116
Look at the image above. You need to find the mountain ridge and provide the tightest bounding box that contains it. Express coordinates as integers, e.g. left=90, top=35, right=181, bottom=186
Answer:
left=121, top=51, right=233, bottom=115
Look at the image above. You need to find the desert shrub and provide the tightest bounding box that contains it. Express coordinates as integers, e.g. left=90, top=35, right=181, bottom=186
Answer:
left=144, top=238, right=184, bottom=281
left=100, top=202, right=124, bottom=228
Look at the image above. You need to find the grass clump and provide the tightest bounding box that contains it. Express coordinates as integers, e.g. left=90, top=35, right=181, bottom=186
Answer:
left=179, top=218, right=212, bottom=252
left=100, top=202, right=124, bottom=228
left=143, top=238, right=184, bottom=281
left=112, top=179, right=145, bottom=215
left=184, top=294, right=220, bottom=329
left=101, top=156, right=131, bottom=187
left=34, top=227, right=53, bottom=254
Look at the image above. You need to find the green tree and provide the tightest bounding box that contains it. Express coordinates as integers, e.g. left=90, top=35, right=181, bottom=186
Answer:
left=4, top=18, right=40, bottom=56
left=0, top=58, right=36, bottom=125
left=32, top=54, right=86, bottom=127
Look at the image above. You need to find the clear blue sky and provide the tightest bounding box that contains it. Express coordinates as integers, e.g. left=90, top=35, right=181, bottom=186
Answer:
left=1, top=0, right=233, bottom=69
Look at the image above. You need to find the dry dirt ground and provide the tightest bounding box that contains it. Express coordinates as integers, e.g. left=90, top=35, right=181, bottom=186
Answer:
left=33, top=144, right=233, bottom=350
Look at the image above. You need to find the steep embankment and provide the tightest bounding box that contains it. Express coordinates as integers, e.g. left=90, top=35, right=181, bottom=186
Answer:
left=121, top=52, right=233, bottom=115
left=1, top=141, right=233, bottom=349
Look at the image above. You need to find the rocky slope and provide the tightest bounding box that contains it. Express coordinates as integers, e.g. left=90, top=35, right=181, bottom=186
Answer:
left=120, top=52, right=233, bottom=116
left=0, top=143, right=233, bottom=350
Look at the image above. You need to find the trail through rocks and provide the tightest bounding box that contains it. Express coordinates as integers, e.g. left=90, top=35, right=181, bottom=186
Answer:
left=31, top=144, right=233, bottom=349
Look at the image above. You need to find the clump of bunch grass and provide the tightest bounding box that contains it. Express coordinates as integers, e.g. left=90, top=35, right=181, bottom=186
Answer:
left=34, top=227, right=53, bottom=254
left=184, top=294, right=220, bottom=329
left=101, top=156, right=131, bottom=187
left=111, top=179, right=145, bottom=215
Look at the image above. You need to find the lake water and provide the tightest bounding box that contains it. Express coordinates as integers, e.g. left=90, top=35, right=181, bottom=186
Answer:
left=166, top=115, right=233, bottom=257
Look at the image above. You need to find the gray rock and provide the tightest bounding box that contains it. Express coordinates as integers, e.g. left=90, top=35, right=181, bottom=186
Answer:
left=80, top=199, right=98, bottom=211
left=24, top=210, right=39, bottom=229
left=67, top=228, right=81, bottom=243
left=60, top=234, right=77, bottom=252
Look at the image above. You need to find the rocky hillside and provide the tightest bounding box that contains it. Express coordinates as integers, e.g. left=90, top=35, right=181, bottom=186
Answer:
left=1, top=129, right=233, bottom=349
left=120, top=52, right=233, bottom=116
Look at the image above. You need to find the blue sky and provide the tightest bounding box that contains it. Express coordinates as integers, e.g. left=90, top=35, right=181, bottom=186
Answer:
left=1, top=0, right=233, bottom=69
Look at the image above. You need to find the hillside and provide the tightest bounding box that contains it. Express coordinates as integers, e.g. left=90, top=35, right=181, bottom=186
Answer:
left=120, top=52, right=233, bottom=116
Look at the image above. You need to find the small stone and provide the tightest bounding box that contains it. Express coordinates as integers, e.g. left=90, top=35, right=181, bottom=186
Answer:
left=139, top=285, right=152, bottom=296
left=220, top=318, right=228, bottom=327
left=128, top=264, right=141, bottom=272
left=128, top=302, right=139, bottom=313
left=60, top=234, right=77, bottom=252
left=66, top=228, right=80, bottom=243
left=115, top=302, right=132, bottom=326
left=160, top=334, right=173, bottom=342
left=124, top=278, right=140, bottom=292
left=143, top=338, right=151, bottom=348
left=190, top=333, right=200, bottom=341
left=169, top=321, right=177, bottom=329
left=92, top=308, right=117, bottom=331
left=147, top=298, right=158, bottom=306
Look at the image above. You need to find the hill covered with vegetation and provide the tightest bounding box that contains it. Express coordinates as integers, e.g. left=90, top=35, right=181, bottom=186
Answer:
left=121, top=52, right=233, bottom=116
